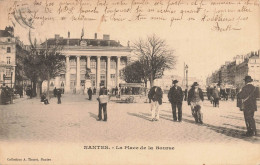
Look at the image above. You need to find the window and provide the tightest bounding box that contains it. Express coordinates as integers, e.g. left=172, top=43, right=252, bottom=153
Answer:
left=110, top=60, right=116, bottom=69
left=90, top=74, right=96, bottom=87
left=7, top=47, right=11, bottom=53
left=110, top=74, right=115, bottom=79
left=100, top=74, right=106, bottom=80
left=70, top=59, right=76, bottom=66
left=80, top=59, right=86, bottom=66
left=81, top=80, right=85, bottom=86
left=70, top=74, right=76, bottom=80
left=7, top=38, right=11, bottom=42
left=50, top=82, right=54, bottom=86
left=60, top=74, right=65, bottom=79
left=90, top=59, right=96, bottom=69
left=6, top=57, right=11, bottom=64
left=80, top=74, right=85, bottom=80
left=6, top=68, right=11, bottom=76
left=90, top=74, right=96, bottom=81
left=100, top=59, right=106, bottom=69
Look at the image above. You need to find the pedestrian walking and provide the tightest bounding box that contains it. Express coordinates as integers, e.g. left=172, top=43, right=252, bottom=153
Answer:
left=53, top=87, right=57, bottom=97
left=209, top=87, right=214, bottom=104
left=168, top=80, right=183, bottom=122
left=206, top=86, right=211, bottom=100
left=57, top=89, right=62, bottom=104
left=88, top=87, right=93, bottom=100
left=231, top=88, right=236, bottom=101
left=26, top=87, right=32, bottom=99
left=97, top=85, right=108, bottom=121
left=93, top=87, right=96, bottom=95
left=237, top=76, right=258, bottom=137
left=212, top=86, right=220, bottom=107
left=148, top=86, right=163, bottom=121
left=18, top=87, right=23, bottom=98
left=115, top=86, right=118, bottom=95
left=187, top=82, right=204, bottom=124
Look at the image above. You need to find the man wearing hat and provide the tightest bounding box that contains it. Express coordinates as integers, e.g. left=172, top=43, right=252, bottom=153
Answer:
left=237, top=76, right=258, bottom=136
left=168, top=80, right=184, bottom=122
left=187, top=82, right=204, bottom=124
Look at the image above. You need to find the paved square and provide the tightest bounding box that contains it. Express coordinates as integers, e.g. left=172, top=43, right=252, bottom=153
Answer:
left=0, top=94, right=259, bottom=144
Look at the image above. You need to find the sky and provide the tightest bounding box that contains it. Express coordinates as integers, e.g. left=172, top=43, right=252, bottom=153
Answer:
left=0, top=0, right=259, bottom=82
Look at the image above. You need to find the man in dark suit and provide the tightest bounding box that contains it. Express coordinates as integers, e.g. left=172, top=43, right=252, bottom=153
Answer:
left=237, top=76, right=258, bottom=136
left=57, top=89, right=62, bottom=104
left=168, top=80, right=183, bottom=122
left=148, top=86, right=163, bottom=121
left=88, top=87, right=93, bottom=100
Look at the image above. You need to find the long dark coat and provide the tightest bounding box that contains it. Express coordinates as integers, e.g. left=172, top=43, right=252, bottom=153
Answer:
left=148, top=86, right=163, bottom=104
left=237, top=83, right=258, bottom=111
left=168, top=86, right=183, bottom=103
left=187, top=87, right=204, bottom=105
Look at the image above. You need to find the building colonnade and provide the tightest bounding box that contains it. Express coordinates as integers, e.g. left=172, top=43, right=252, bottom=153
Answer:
left=63, top=55, right=125, bottom=93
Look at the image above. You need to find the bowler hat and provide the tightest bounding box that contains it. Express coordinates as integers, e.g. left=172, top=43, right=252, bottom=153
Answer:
left=244, top=75, right=253, bottom=82
left=172, top=80, right=178, bottom=84
left=192, top=82, right=199, bottom=87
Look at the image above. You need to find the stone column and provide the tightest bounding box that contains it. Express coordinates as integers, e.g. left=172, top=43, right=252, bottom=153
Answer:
left=65, top=56, right=70, bottom=93
left=85, top=56, right=91, bottom=92
left=87, top=56, right=91, bottom=69
left=96, top=56, right=101, bottom=90
left=107, top=56, right=111, bottom=90
left=116, top=56, right=121, bottom=87
left=76, top=56, right=81, bottom=93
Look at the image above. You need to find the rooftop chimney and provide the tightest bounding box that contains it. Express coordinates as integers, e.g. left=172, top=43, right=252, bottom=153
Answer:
left=55, top=34, right=60, bottom=39
left=94, top=33, right=97, bottom=39
left=68, top=31, right=70, bottom=38
left=5, top=26, right=14, bottom=37
left=103, top=34, right=110, bottom=40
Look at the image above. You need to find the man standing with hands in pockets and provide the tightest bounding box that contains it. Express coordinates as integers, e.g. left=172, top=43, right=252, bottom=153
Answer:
left=168, top=80, right=183, bottom=122
left=237, top=76, right=258, bottom=136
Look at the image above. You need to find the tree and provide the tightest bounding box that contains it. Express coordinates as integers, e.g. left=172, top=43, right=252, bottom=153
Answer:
left=132, top=34, right=176, bottom=87
left=120, top=61, right=145, bottom=83
left=23, top=32, right=65, bottom=98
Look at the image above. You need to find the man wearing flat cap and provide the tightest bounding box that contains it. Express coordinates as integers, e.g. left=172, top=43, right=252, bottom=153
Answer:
left=237, top=76, right=258, bottom=136
left=168, top=80, right=184, bottom=122
left=187, top=82, right=204, bottom=124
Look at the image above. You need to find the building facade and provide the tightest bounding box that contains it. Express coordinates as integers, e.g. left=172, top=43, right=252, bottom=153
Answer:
left=207, top=50, right=260, bottom=88
left=42, top=33, right=132, bottom=93
left=0, top=27, right=16, bottom=88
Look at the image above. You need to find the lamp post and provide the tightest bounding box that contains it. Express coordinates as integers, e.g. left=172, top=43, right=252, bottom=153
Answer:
left=185, top=65, right=188, bottom=88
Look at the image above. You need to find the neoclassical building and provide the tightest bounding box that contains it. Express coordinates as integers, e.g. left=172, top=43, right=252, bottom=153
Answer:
left=42, top=33, right=132, bottom=93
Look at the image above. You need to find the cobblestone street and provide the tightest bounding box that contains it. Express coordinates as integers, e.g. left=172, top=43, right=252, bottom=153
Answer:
left=0, top=94, right=259, bottom=144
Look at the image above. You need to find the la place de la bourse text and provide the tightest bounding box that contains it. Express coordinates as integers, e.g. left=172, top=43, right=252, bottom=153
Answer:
left=84, top=145, right=175, bottom=150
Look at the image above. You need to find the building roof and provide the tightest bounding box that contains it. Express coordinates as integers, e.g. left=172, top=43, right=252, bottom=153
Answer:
left=41, top=38, right=123, bottom=47
left=249, top=55, right=259, bottom=59
left=0, top=30, right=12, bottom=37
